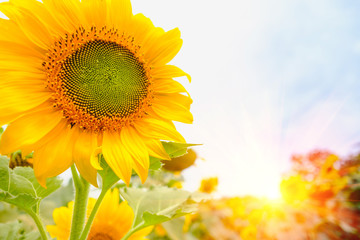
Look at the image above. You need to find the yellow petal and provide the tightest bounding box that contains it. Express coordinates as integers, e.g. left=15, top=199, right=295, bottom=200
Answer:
left=0, top=87, right=50, bottom=125
left=90, top=146, right=103, bottom=170
left=130, top=13, right=165, bottom=50
left=144, top=28, right=179, bottom=54
left=121, top=127, right=149, bottom=183
left=152, top=94, right=193, bottom=124
left=102, top=131, right=133, bottom=185
left=111, top=201, right=134, bottom=232
left=135, top=118, right=185, bottom=143
left=129, top=226, right=154, bottom=240
left=52, top=206, right=72, bottom=228
left=0, top=106, right=63, bottom=154
left=73, top=130, right=98, bottom=187
left=153, top=78, right=189, bottom=96
left=144, top=28, right=182, bottom=66
left=0, top=71, right=46, bottom=88
left=97, top=188, right=120, bottom=220
left=0, top=41, right=44, bottom=59
left=42, top=0, right=85, bottom=32
left=9, top=0, right=66, bottom=37
left=0, top=18, right=42, bottom=51
left=128, top=13, right=155, bottom=44
left=152, top=65, right=191, bottom=82
left=33, top=124, right=76, bottom=187
left=47, top=204, right=72, bottom=240
left=0, top=2, right=52, bottom=49
left=81, top=0, right=108, bottom=29
left=144, top=139, right=170, bottom=160
left=109, top=0, right=132, bottom=30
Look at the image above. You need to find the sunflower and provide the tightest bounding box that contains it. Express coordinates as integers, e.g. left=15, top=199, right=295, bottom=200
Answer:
left=198, top=177, right=218, bottom=194
left=280, top=175, right=309, bottom=204
left=47, top=188, right=153, bottom=240
left=162, top=149, right=197, bottom=172
left=0, top=0, right=192, bottom=186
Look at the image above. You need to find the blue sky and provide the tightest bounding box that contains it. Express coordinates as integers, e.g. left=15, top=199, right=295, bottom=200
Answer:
left=1, top=0, right=360, bottom=197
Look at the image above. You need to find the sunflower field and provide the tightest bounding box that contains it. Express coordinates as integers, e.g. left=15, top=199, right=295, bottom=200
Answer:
left=0, top=0, right=359, bottom=239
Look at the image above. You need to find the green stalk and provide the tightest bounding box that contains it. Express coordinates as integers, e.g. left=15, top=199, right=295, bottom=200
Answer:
left=69, top=165, right=90, bottom=240
left=27, top=210, right=50, bottom=240
left=78, top=188, right=108, bottom=240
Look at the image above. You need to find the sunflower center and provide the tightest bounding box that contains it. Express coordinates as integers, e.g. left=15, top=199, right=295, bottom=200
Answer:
left=44, top=27, right=154, bottom=131
left=60, top=39, right=148, bottom=119
left=89, top=233, right=114, bottom=240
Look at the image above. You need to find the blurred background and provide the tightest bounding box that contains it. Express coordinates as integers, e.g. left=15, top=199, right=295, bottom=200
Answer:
left=130, top=0, right=360, bottom=198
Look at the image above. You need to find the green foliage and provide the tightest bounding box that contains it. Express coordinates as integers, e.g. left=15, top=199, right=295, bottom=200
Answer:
left=161, top=142, right=200, bottom=158
left=0, top=202, right=20, bottom=223
left=162, top=218, right=186, bottom=240
left=23, top=231, right=41, bottom=240
left=149, top=156, right=163, bottom=171
left=98, top=154, right=120, bottom=190
left=0, top=156, right=62, bottom=214
left=40, top=179, right=74, bottom=225
left=0, top=221, right=22, bottom=240
left=42, top=179, right=74, bottom=208
left=120, top=186, right=208, bottom=237
left=0, top=221, right=40, bottom=240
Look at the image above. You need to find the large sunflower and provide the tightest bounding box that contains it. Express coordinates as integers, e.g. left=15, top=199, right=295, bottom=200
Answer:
left=0, top=0, right=192, bottom=186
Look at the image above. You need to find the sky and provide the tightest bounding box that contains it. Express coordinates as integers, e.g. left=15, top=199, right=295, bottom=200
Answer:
left=130, top=0, right=360, bottom=197
left=1, top=0, right=360, bottom=198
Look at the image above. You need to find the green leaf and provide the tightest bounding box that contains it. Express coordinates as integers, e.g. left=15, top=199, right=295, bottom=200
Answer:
left=0, top=202, right=21, bottom=222
left=161, top=142, right=201, bottom=158
left=149, top=156, right=163, bottom=171
left=98, top=154, right=120, bottom=190
left=0, top=221, right=22, bottom=240
left=0, top=221, right=41, bottom=240
left=23, top=231, right=41, bottom=240
left=41, top=179, right=74, bottom=208
left=0, top=156, right=62, bottom=214
left=162, top=218, right=186, bottom=240
left=40, top=179, right=74, bottom=225
left=120, top=186, right=208, bottom=235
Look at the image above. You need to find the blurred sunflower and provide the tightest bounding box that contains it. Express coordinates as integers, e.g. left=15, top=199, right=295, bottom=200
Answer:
left=0, top=0, right=192, bottom=186
left=199, top=177, right=218, bottom=194
left=47, top=188, right=152, bottom=240
left=162, top=149, right=197, bottom=172
left=280, top=175, right=309, bottom=204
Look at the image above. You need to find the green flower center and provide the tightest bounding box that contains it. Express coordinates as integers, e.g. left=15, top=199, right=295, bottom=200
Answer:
left=60, top=39, right=148, bottom=119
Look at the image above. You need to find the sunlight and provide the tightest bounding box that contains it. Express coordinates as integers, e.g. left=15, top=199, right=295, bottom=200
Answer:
left=264, top=186, right=282, bottom=201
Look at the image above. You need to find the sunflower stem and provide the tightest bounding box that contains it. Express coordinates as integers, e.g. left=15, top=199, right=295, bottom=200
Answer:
left=70, top=165, right=90, bottom=240
left=78, top=187, right=108, bottom=240
left=71, top=164, right=81, bottom=187
left=27, top=210, right=50, bottom=240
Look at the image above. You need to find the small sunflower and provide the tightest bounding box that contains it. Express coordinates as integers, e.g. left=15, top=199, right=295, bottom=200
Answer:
left=280, top=175, right=309, bottom=204
left=198, top=177, right=218, bottom=194
left=0, top=0, right=192, bottom=186
left=47, top=188, right=152, bottom=240
left=162, top=149, right=197, bottom=172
